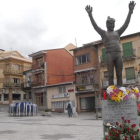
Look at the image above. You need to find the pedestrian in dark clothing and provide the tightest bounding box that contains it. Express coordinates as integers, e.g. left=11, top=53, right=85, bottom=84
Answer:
left=66, top=100, right=72, bottom=117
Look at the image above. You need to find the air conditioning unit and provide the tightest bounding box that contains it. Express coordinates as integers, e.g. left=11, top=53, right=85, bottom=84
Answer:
left=1, top=89, right=5, bottom=93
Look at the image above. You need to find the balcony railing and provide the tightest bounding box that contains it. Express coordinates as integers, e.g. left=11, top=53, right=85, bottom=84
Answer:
left=3, top=69, right=23, bottom=75
left=32, top=63, right=44, bottom=70
left=31, top=81, right=45, bottom=87
left=3, top=82, right=21, bottom=88
left=123, top=49, right=136, bottom=60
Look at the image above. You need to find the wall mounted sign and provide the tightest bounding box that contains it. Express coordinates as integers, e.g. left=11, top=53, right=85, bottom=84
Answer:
left=51, top=93, right=69, bottom=99
left=77, top=86, right=86, bottom=91
left=68, top=89, right=74, bottom=92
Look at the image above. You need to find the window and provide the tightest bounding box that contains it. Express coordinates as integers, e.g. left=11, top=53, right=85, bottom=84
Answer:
left=76, top=53, right=90, bottom=65
left=13, top=78, right=20, bottom=83
left=12, top=94, right=21, bottom=100
left=104, top=71, right=109, bottom=86
left=125, top=67, right=135, bottom=80
left=123, top=42, right=133, bottom=58
left=52, top=101, right=63, bottom=109
left=59, top=86, right=66, bottom=93
left=12, top=64, right=20, bottom=70
left=82, top=75, right=87, bottom=84
left=37, top=59, right=43, bottom=66
left=4, top=94, right=9, bottom=101
left=24, top=94, right=26, bottom=100
left=29, top=92, right=32, bottom=99
left=38, top=75, right=42, bottom=83
left=90, top=75, right=93, bottom=84
left=102, top=48, right=106, bottom=63
left=6, top=64, right=9, bottom=70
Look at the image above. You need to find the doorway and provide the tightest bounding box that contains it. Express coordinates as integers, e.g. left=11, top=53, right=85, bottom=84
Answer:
left=36, top=93, right=43, bottom=106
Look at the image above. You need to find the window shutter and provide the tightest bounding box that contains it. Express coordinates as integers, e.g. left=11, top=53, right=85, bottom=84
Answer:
left=126, top=67, right=135, bottom=80
left=102, top=48, right=106, bottom=63
left=123, top=42, right=133, bottom=58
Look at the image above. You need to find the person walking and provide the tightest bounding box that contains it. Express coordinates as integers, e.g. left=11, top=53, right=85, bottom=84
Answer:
left=66, top=100, right=73, bottom=117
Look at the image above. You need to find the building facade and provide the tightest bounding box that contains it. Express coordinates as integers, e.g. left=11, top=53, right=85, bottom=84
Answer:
left=97, top=32, right=140, bottom=90
left=0, top=50, right=32, bottom=104
left=71, top=43, right=100, bottom=112
left=28, top=44, right=76, bottom=111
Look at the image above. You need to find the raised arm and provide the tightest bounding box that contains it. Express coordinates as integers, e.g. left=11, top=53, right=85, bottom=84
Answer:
left=85, top=5, right=104, bottom=36
left=117, top=1, right=136, bottom=36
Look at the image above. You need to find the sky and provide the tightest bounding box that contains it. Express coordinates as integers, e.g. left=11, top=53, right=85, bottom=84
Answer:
left=0, top=0, right=139, bottom=57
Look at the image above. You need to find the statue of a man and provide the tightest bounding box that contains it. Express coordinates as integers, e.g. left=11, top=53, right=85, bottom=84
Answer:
left=85, top=1, right=136, bottom=86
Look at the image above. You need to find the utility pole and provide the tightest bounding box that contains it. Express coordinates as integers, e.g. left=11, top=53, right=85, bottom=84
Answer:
left=93, top=73, right=98, bottom=120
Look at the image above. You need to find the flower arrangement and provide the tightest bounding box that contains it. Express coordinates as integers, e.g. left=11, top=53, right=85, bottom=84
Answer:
left=104, top=117, right=140, bottom=140
left=106, top=86, right=140, bottom=102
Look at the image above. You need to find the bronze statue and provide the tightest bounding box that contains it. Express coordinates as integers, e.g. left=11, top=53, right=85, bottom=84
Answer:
left=85, top=1, right=136, bottom=86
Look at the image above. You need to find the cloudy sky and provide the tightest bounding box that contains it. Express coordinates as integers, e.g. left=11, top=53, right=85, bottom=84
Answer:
left=0, top=0, right=139, bottom=57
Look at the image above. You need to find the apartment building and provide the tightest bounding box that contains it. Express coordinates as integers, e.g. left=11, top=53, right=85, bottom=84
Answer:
left=0, top=50, right=32, bottom=104
left=28, top=43, right=76, bottom=111
left=70, top=42, right=100, bottom=112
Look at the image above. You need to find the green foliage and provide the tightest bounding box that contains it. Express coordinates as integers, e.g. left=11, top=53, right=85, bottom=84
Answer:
left=44, top=109, right=51, bottom=112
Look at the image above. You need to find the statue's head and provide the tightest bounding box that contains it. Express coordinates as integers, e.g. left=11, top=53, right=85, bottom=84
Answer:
left=106, top=16, right=115, bottom=31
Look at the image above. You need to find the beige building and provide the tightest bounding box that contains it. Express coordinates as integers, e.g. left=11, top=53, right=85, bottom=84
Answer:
left=47, top=83, right=76, bottom=113
left=97, top=32, right=140, bottom=89
left=0, top=50, right=32, bottom=104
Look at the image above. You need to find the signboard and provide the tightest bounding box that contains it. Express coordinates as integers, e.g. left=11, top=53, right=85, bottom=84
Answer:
left=68, top=89, right=74, bottom=92
left=51, top=93, right=69, bottom=99
left=77, top=86, right=86, bottom=91
left=102, top=99, right=139, bottom=127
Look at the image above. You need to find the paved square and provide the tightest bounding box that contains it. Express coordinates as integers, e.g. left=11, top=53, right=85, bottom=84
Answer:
left=0, top=106, right=103, bottom=140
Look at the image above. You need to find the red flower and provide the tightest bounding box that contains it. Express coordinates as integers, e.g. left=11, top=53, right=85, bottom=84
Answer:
left=133, top=133, right=135, bottom=135
left=131, top=136, right=134, bottom=140
left=131, top=124, right=136, bottom=128
left=125, top=137, right=127, bottom=140
left=122, top=117, right=124, bottom=120
left=118, top=130, right=121, bottom=134
left=105, top=137, right=109, bottom=140
left=111, top=128, right=113, bottom=131
left=116, top=122, right=119, bottom=125
left=113, top=129, right=116, bottom=133
left=109, top=132, right=112, bottom=136
left=127, top=127, right=130, bottom=131
left=137, top=129, right=139, bottom=132
left=120, top=124, right=122, bottom=128
left=124, top=120, right=127, bottom=123
left=115, top=133, right=119, bottom=137
left=128, top=120, right=130, bottom=123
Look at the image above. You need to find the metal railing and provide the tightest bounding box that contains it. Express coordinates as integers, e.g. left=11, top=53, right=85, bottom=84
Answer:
left=3, top=69, right=23, bottom=75
left=32, top=63, right=44, bottom=70
left=3, top=82, right=21, bottom=87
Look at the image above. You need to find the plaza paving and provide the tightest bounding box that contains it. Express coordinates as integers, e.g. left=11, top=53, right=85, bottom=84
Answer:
left=0, top=105, right=103, bottom=140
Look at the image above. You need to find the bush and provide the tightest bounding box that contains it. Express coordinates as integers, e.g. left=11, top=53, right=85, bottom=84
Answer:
left=44, top=109, right=51, bottom=112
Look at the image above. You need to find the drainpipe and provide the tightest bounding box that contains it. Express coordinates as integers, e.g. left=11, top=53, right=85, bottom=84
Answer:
left=44, top=62, right=47, bottom=85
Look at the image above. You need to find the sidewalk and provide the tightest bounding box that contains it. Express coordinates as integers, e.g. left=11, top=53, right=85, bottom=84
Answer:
left=0, top=105, right=103, bottom=140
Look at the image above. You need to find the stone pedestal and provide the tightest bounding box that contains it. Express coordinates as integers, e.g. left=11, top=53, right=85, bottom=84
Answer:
left=102, top=99, right=139, bottom=136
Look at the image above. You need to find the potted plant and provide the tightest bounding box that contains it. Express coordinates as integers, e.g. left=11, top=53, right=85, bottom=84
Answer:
left=41, top=109, right=51, bottom=116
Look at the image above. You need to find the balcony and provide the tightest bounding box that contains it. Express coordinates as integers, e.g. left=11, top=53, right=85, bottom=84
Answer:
left=31, top=81, right=45, bottom=87
left=3, top=82, right=21, bottom=88
left=123, top=49, right=136, bottom=61
left=21, top=82, right=32, bottom=90
left=32, top=63, right=44, bottom=73
left=3, top=69, right=23, bottom=75
left=76, top=82, right=94, bottom=92
left=100, top=55, right=106, bottom=66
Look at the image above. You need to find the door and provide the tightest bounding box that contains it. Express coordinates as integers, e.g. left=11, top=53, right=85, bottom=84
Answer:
left=36, top=93, right=43, bottom=106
